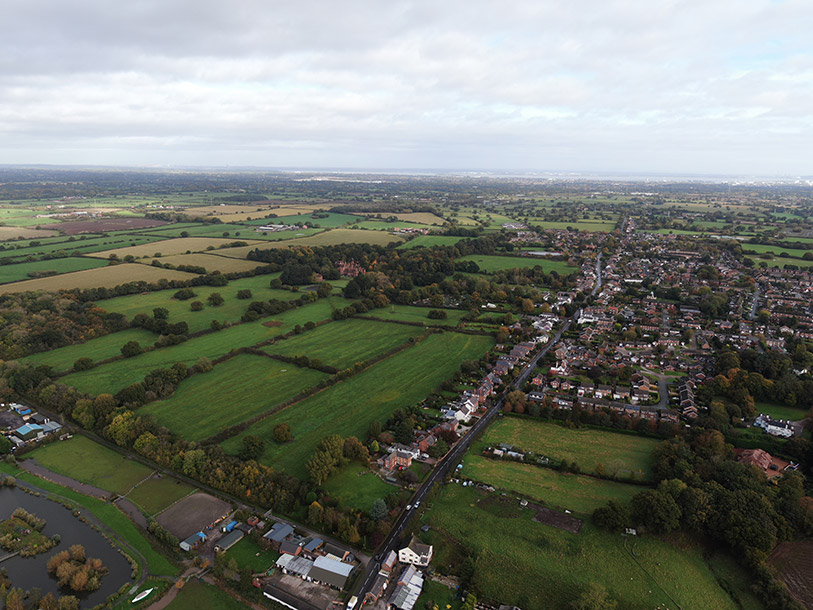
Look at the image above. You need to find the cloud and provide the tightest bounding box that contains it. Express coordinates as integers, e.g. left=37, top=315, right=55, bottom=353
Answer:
left=0, top=0, right=811, bottom=174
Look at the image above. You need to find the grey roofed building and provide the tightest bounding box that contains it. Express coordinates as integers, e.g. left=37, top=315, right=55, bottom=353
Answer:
left=215, top=529, right=244, bottom=552
left=263, top=522, right=294, bottom=543
left=322, top=542, right=349, bottom=560
left=41, top=421, right=62, bottom=434
left=389, top=564, right=424, bottom=610
left=303, top=537, right=324, bottom=552
left=275, top=554, right=313, bottom=578
left=309, top=555, right=354, bottom=590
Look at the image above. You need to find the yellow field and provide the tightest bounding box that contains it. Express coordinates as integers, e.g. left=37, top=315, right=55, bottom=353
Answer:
left=88, top=237, right=266, bottom=259
left=363, top=212, right=446, bottom=225
left=0, top=226, right=60, bottom=240
left=0, top=263, right=198, bottom=294
left=269, top=204, right=334, bottom=216
left=218, top=228, right=405, bottom=258
left=143, top=253, right=266, bottom=273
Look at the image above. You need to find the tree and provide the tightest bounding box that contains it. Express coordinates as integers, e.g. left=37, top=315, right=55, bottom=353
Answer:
left=570, top=583, right=617, bottom=610
left=240, top=435, right=265, bottom=461
left=237, top=289, right=252, bottom=299
left=190, top=300, right=204, bottom=311
left=73, top=357, right=94, bottom=371
left=368, top=420, right=382, bottom=439
left=273, top=423, right=291, bottom=443
left=207, top=292, right=224, bottom=306
left=153, top=307, right=169, bottom=320
left=631, top=490, right=681, bottom=533
left=120, top=341, right=142, bottom=357
left=307, top=501, right=324, bottom=524
left=0, top=433, right=11, bottom=455
left=371, top=498, right=387, bottom=521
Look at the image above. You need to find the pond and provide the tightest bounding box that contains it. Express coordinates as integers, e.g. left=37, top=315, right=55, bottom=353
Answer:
left=0, top=485, right=134, bottom=607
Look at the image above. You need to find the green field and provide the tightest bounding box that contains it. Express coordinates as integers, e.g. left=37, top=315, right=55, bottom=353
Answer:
left=754, top=401, right=809, bottom=422
left=741, top=243, right=810, bottom=258
left=273, top=212, right=363, bottom=227
left=165, top=579, right=247, bottom=610
left=396, top=235, right=469, bottom=250
left=0, top=234, right=166, bottom=260
left=224, top=332, right=494, bottom=478
left=534, top=220, right=618, bottom=232
left=143, top=354, right=329, bottom=441
left=422, top=485, right=750, bottom=610
left=263, top=319, right=425, bottom=369
left=479, top=418, right=658, bottom=479
left=359, top=304, right=468, bottom=327
left=62, top=297, right=353, bottom=394
left=226, top=537, right=280, bottom=573
left=320, top=464, right=397, bottom=512
left=30, top=435, right=154, bottom=494
left=462, top=455, right=642, bottom=515
left=125, top=475, right=196, bottom=516
left=456, top=254, right=577, bottom=274
left=0, top=256, right=109, bottom=284
left=23, top=328, right=157, bottom=372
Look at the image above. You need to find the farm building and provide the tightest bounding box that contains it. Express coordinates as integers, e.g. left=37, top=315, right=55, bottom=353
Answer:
left=322, top=542, right=350, bottom=561
left=309, top=556, right=354, bottom=590
left=215, top=529, right=244, bottom=552
left=262, top=522, right=294, bottom=549
left=180, top=532, right=206, bottom=551
left=275, top=554, right=313, bottom=579
left=14, top=423, right=43, bottom=441
left=398, top=536, right=433, bottom=567
left=388, top=564, right=424, bottom=610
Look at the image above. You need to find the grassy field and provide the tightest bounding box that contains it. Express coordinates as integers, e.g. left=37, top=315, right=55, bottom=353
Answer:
left=96, top=274, right=302, bottom=333
left=422, top=484, right=749, bottom=610
left=740, top=243, right=810, bottom=258
left=479, top=418, right=658, bottom=479
left=0, top=234, right=166, bottom=260
left=165, top=579, right=247, bottom=610
left=142, top=354, right=329, bottom=441
left=0, top=263, right=198, bottom=294
left=396, top=235, right=469, bottom=249
left=320, top=464, right=396, bottom=512
left=0, top=256, right=109, bottom=284
left=358, top=304, right=468, bottom=326
left=754, top=401, right=810, bottom=421
left=125, top=475, right=196, bottom=517
left=534, top=220, right=618, bottom=232
left=223, top=332, right=494, bottom=478
left=361, top=212, right=446, bottom=225
left=30, top=435, right=154, bottom=495
left=263, top=319, right=426, bottom=369
left=226, top=537, right=280, bottom=573
left=461, top=454, right=642, bottom=515
left=456, top=254, right=577, bottom=274
left=273, top=212, right=362, bottom=227
left=23, top=328, right=157, bottom=371
left=218, top=228, right=404, bottom=256
left=88, top=237, right=265, bottom=259
left=753, top=255, right=813, bottom=268
left=142, top=252, right=267, bottom=273
left=417, top=579, right=462, bottom=610
left=61, top=297, right=351, bottom=394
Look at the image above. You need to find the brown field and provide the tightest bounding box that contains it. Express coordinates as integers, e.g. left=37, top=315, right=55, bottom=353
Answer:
left=182, top=205, right=281, bottom=222
left=0, top=226, right=60, bottom=240
left=363, top=212, right=447, bottom=225
left=155, top=492, right=231, bottom=539
left=267, top=204, right=334, bottom=216
left=143, top=252, right=266, bottom=273
left=0, top=263, right=198, bottom=294
left=58, top=218, right=168, bottom=234
left=218, top=228, right=404, bottom=258
left=88, top=237, right=266, bottom=259
left=770, top=540, right=813, bottom=609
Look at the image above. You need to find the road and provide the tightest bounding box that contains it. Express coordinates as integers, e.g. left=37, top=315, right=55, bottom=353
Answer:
left=748, top=283, right=761, bottom=320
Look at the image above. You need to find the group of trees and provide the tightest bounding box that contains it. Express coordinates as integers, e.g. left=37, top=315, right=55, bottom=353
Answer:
left=305, top=435, right=369, bottom=485
left=46, top=545, right=107, bottom=593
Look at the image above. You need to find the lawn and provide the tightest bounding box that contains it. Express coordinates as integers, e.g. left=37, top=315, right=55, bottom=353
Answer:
left=29, top=435, right=154, bottom=495
left=23, top=328, right=158, bottom=372
left=142, top=354, right=329, bottom=441
left=223, top=332, right=494, bottom=478
left=397, top=235, right=470, bottom=250
left=61, top=299, right=350, bottom=395
left=754, top=401, right=809, bottom=422
left=320, top=464, right=396, bottom=512
left=456, top=254, right=577, bottom=275
left=125, top=475, right=196, bottom=517
left=417, top=579, right=461, bottom=610
left=0, top=256, right=109, bottom=284
left=478, top=418, right=659, bottom=480
left=421, top=485, right=749, bottom=610
left=534, top=220, right=619, bottom=232
left=226, top=537, right=280, bottom=573
left=263, top=318, right=426, bottom=369
left=165, top=579, right=247, bottom=610
left=740, top=243, right=809, bottom=258
left=0, top=263, right=197, bottom=295
left=359, top=304, right=468, bottom=327
left=461, top=454, right=642, bottom=515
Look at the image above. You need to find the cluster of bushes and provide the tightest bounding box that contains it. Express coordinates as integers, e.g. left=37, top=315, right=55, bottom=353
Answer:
left=46, top=544, right=108, bottom=593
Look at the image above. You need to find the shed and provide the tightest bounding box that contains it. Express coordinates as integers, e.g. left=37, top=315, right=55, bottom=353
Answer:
left=309, top=556, right=354, bottom=590
left=180, top=532, right=206, bottom=551
left=215, top=529, right=244, bottom=552
left=14, top=423, right=43, bottom=440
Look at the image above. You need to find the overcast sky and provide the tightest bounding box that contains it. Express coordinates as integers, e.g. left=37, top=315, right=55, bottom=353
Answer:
left=1, top=0, right=811, bottom=175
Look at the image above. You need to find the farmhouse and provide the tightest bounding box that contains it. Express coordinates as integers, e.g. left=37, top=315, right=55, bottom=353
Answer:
left=398, top=536, right=433, bottom=567
left=262, top=522, right=294, bottom=549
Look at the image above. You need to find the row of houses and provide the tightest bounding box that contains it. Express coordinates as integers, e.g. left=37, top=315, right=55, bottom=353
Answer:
left=365, top=538, right=434, bottom=609
left=535, top=393, right=679, bottom=423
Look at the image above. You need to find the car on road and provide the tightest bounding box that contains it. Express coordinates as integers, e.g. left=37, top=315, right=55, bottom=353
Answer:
left=406, top=504, right=412, bottom=510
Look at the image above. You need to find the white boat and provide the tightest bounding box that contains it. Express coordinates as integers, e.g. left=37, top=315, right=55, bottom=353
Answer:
left=132, top=588, right=154, bottom=603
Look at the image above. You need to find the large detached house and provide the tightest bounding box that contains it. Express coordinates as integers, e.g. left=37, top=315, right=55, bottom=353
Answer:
left=398, top=536, right=433, bottom=567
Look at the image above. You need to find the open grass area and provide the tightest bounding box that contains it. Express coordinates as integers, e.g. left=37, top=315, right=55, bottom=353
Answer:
left=62, top=297, right=352, bottom=394
left=422, top=484, right=749, bottom=610
left=165, top=579, right=247, bottom=610
left=534, top=220, right=618, bottom=232
left=753, top=401, right=809, bottom=422
left=0, top=263, right=198, bottom=295
left=479, top=417, right=658, bottom=479
left=23, top=328, right=157, bottom=372
left=0, top=234, right=166, bottom=260
left=456, top=254, right=577, bottom=274
left=30, top=435, right=154, bottom=495
left=219, top=228, right=404, bottom=255
left=740, top=243, right=810, bottom=258
left=0, top=256, right=109, bottom=284
left=320, top=464, right=396, bottom=512
left=461, top=454, right=642, bottom=515
left=88, top=237, right=265, bottom=259
left=417, top=579, right=462, bottom=610
left=358, top=304, right=468, bottom=327
left=263, top=319, right=426, bottom=369
left=396, top=235, right=469, bottom=249
left=224, top=332, right=494, bottom=478
left=273, top=212, right=363, bottom=227
left=142, top=354, right=329, bottom=441
left=125, top=475, right=196, bottom=517
left=142, top=252, right=267, bottom=273
left=0, top=226, right=60, bottom=240
left=226, top=536, right=280, bottom=573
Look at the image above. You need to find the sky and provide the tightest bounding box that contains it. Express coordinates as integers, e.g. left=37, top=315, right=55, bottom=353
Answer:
left=1, top=0, right=811, bottom=175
